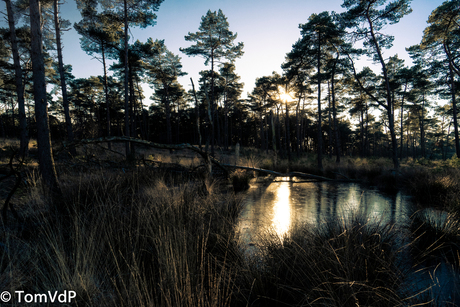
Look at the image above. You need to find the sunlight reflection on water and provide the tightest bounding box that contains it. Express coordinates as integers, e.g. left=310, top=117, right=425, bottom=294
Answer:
left=271, top=178, right=291, bottom=239
left=237, top=179, right=413, bottom=248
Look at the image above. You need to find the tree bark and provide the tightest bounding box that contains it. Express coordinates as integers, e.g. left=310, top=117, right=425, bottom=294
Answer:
left=316, top=32, right=323, bottom=170
left=5, top=0, right=28, bottom=158
left=366, top=8, right=399, bottom=169
left=285, top=100, right=291, bottom=162
left=330, top=54, right=341, bottom=163
left=190, top=78, right=202, bottom=149
left=450, top=61, right=460, bottom=158
left=30, top=0, right=60, bottom=194
left=53, top=0, right=76, bottom=156
left=123, top=0, right=130, bottom=157
left=101, top=43, right=111, bottom=149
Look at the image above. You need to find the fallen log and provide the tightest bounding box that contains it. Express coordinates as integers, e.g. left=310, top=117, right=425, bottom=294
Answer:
left=60, top=137, right=356, bottom=182
left=221, top=164, right=358, bottom=182
left=60, top=136, right=229, bottom=176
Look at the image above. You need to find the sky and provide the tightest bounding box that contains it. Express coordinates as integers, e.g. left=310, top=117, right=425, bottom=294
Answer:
left=1, top=0, right=447, bottom=103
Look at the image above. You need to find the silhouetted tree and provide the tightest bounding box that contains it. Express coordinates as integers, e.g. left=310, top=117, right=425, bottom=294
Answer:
left=180, top=9, right=244, bottom=155
left=29, top=0, right=60, bottom=194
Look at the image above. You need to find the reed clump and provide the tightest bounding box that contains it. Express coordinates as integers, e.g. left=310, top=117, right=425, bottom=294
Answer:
left=404, top=167, right=460, bottom=211
left=229, top=169, right=252, bottom=192
left=409, top=210, right=460, bottom=268
left=239, top=214, right=405, bottom=307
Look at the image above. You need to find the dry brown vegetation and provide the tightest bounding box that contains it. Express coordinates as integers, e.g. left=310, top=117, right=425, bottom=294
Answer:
left=1, top=140, right=460, bottom=306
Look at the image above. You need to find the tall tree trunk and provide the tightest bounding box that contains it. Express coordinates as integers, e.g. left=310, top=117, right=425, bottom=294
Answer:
left=30, top=0, right=60, bottom=194
left=260, top=103, right=265, bottom=150
left=450, top=61, right=460, bottom=158
left=129, top=69, right=136, bottom=156
left=327, top=81, right=333, bottom=158
left=224, top=92, right=229, bottom=151
left=163, top=82, right=172, bottom=144
left=123, top=0, right=130, bottom=157
left=331, top=58, right=341, bottom=163
left=420, top=94, right=426, bottom=158
left=285, top=100, right=291, bottom=163
left=10, top=98, right=15, bottom=134
left=102, top=44, right=111, bottom=149
left=5, top=0, right=28, bottom=158
left=276, top=108, right=281, bottom=155
left=53, top=0, right=75, bottom=156
left=366, top=9, right=399, bottom=169
left=316, top=32, right=323, bottom=170
left=210, top=54, right=215, bottom=155
left=399, top=82, right=407, bottom=158
left=270, top=110, right=277, bottom=152
left=360, top=108, right=365, bottom=157
left=190, top=78, right=202, bottom=149
left=296, top=97, right=301, bottom=156
left=216, top=103, right=222, bottom=148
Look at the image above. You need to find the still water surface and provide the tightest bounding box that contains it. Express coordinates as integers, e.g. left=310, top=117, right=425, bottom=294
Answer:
left=237, top=178, right=414, bottom=245
left=236, top=179, right=460, bottom=303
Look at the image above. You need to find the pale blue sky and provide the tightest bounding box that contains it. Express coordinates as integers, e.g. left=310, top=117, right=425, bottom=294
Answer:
left=1, top=0, right=447, bottom=102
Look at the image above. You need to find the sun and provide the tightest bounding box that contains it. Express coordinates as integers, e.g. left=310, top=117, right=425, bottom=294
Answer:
left=279, top=87, right=293, bottom=102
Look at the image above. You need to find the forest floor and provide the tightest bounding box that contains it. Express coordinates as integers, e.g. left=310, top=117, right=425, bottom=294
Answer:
left=0, top=138, right=460, bottom=306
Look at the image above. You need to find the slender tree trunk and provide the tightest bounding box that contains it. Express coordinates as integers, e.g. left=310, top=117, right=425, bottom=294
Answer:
left=327, top=81, right=333, bottom=158
left=129, top=69, right=136, bottom=156
left=101, top=44, right=111, bottom=149
left=216, top=103, right=222, bottom=148
left=210, top=53, right=215, bottom=155
left=260, top=103, right=265, bottom=150
left=123, top=0, right=130, bottom=157
left=450, top=62, right=460, bottom=158
left=190, top=78, right=202, bottom=148
left=10, top=98, right=15, bottom=135
left=5, top=0, right=28, bottom=158
left=399, top=83, right=407, bottom=158
left=296, top=97, right=301, bottom=156
left=276, top=108, right=281, bottom=155
left=224, top=92, right=229, bottom=151
left=420, top=94, right=426, bottom=158
left=164, top=82, right=172, bottom=144
left=53, top=0, right=75, bottom=156
left=30, top=0, right=60, bottom=194
left=316, top=32, right=323, bottom=170
left=331, top=59, right=341, bottom=163
left=285, top=100, right=291, bottom=163
left=270, top=110, right=277, bottom=152
left=360, top=108, right=365, bottom=157
left=366, top=9, right=399, bottom=169
left=365, top=103, right=370, bottom=156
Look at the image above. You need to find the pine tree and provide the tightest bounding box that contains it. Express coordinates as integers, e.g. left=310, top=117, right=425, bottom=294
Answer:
left=421, top=0, right=460, bottom=158
left=29, top=0, right=60, bottom=195
left=144, top=39, right=187, bottom=144
left=100, top=0, right=164, bottom=156
left=340, top=0, right=412, bottom=169
left=53, top=0, right=76, bottom=155
left=283, top=11, right=344, bottom=170
left=75, top=2, right=123, bottom=147
left=180, top=9, right=244, bottom=155
left=4, top=0, right=28, bottom=157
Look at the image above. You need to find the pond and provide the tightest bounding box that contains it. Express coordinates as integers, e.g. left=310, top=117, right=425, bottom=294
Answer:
left=237, top=178, right=414, bottom=246
left=236, top=178, right=460, bottom=304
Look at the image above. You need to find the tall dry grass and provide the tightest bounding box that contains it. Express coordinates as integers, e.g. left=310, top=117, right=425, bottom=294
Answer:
left=2, top=144, right=460, bottom=306
left=238, top=214, right=405, bottom=307
left=0, top=168, right=244, bottom=306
